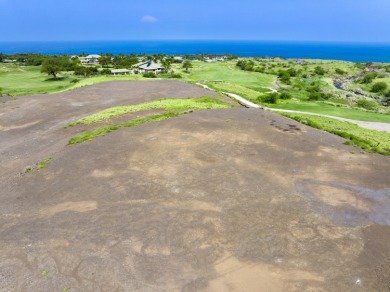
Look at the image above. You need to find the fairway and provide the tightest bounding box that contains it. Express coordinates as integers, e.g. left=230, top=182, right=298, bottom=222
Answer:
left=183, top=61, right=274, bottom=87
left=0, top=64, right=74, bottom=96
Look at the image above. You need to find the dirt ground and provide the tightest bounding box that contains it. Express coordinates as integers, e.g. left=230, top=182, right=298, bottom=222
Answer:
left=0, top=80, right=389, bottom=292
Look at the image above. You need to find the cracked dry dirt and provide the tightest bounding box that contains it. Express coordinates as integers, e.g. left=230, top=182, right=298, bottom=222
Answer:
left=0, top=80, right=389, bottom=291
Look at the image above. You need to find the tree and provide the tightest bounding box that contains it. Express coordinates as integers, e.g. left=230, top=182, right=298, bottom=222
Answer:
left=161, top=57, right=173, bottom=72
left=98, top=56, right=111, bottom=68
left=371, top=82, right=388, bottom=93
left=41, top=57, right=63, bottom=79
left=182, top=60, right=193, bottom=73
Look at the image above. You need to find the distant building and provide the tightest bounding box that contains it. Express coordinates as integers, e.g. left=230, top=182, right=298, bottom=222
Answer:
left=133, top=61, right=165, bottom=74
left=78, top=54, right=101, bottom=65
left=111, top=69, right=132, bottom=75
left=204, top=56, right=226, bottom=63
left=2, top=59, right=17, bottom=63
left=173, top=56, right=184, bottom=63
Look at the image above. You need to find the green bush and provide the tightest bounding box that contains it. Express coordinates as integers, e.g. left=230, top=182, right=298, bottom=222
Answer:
left=335, top=68, right=346, bottom=75
left=100, top=68, right=112, bottom=75
left=314, top=66, right=326, bottom=75
left=260, top=93, right=279, bottom=104
left=360, top=73, right=377, bottom=84
left=279, top=92, right=292, bottom=100
left=356, top=98, right=378, bottom=110
left=143, top=72, right=156, bottom=78
left=371, top=82, right=388, bottom=93
left=168, top=73, right=182, bottom=79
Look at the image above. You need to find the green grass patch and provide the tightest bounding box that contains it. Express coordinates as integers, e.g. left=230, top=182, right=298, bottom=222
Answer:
left=282, top=113, right=390, bottom=155
left=182, top=62, right=274, bottom=87
left=67, top=96, right=232, bottom=144
left=66, top=96, right=231, bottom=126
left=68, top=113, right=178, bottom=144
left=0, top=64, right=75, bottom=96
left=269, top=101, right=390, bottom=123
left=208, top=83, right=263, bottom=102
left=20, top=157, right=52, bottom=174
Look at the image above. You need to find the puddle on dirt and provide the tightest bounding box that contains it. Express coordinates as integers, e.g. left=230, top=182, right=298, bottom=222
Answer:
left=296, top=180, right=390, bottom=227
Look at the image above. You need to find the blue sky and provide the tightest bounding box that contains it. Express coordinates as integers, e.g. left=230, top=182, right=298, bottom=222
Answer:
left=1, top=0, right=389, bottom=42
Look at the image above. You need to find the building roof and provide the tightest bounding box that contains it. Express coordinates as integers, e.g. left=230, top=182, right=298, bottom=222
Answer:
left=86, top=54, right=101, bottom=59
left=134, top=61, right=164, bottom=70
left=111, top=69, right=131, bottom=73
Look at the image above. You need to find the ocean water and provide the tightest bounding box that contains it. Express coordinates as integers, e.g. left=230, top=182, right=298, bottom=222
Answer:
left=0, top=40, right=390, bottom=62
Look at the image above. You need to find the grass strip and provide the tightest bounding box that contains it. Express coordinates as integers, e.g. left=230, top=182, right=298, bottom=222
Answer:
left=208, top=83, right=263, bottom=102
left=282, top=113, right=390, bottom=155
left=66, top=96, right=230, bottom=127
left=68, top=113, right=178, bottom=144
left=20, top=157, right=52, bottom=174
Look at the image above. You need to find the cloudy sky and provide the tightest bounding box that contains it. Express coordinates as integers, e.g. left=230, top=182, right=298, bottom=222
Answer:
left=0, top=0, right=389, bottom=42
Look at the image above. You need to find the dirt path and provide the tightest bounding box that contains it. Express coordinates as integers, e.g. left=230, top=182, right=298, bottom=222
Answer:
left=1, top=81, right=389, bottom=291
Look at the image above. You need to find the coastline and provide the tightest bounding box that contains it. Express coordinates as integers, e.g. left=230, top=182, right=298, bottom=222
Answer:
left=1, top=40, right=390, bottom=62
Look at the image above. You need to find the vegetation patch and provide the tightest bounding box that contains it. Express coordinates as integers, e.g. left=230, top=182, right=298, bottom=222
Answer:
left=67, top=96, right=232, bottom=144
left=208, top=83, right=262, bottom=102
left=269, top=101, right=390, bottom=122
left=68, top=113, right=178, bottom=144
left=20, top=157, right=52, bottom=174
left=66, top=96, right=231, bottom=126
left=282, top=113, right=390, bottom=155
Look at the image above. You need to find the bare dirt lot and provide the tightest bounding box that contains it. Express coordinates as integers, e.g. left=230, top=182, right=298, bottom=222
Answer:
left=0, top=80, right=389, bottom=292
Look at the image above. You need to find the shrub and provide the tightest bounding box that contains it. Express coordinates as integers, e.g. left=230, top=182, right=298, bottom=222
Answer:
left=335, top=68, right=346, bottom=75
left=260, top=93, right=279, bottom=104
left=279, top=92, right=292, bottom=99
left=143, top=72, right=156, bottom=78
left=314, top=66, right=326, bottom=75
left=360, top=73, right=377, bottom=84
left=74, top=66, right=98, bottom=76
left=356, top=98, right=378, bottom=110
left=371, top=82, right=388, bottom=93
left=277, top=71, right=291, bottom=84
left=168, top=73, right=182, bottom=79
left=100, top=68, right=112, bottom=75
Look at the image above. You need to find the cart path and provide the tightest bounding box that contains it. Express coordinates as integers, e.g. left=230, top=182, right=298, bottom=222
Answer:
left=196, top=82, right=390, bottom=133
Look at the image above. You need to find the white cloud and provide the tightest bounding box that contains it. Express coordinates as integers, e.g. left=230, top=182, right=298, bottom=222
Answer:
left=141, top=15, right=158, bottom=23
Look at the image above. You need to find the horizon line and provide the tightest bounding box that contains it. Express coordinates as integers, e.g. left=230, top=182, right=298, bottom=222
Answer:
left=1, top=39, right=390, bottom=44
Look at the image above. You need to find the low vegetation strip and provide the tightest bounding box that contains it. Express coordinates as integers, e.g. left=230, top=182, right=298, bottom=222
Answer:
left=20, top=157, right=52, bottom=174
left=67, top=96, right=233, bottom=144
left=282, top=113, right=390, bottom=155
left=66, top=96, right=231, bottom=127
left=68, top=113, right=178, bottom=144
left=208, top=83, right=263, bottom=102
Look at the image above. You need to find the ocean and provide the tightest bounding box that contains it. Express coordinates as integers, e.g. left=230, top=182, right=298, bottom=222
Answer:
left=1, top=40, right=390, bottom=62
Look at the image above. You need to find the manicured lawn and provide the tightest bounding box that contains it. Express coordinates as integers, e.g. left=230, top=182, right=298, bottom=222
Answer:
left=182, top=62, right=274, bottom=88
left=0, top=64, right=75, bottom=96
left=208, top=83, right=264, bottom=102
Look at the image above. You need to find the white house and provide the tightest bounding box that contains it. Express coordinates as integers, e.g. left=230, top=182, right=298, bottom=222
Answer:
left=133, top=61, right=165, bottom=74
left=111, top=69, right=133, bottom=75
left=79, top=54, right=101, bottom=65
